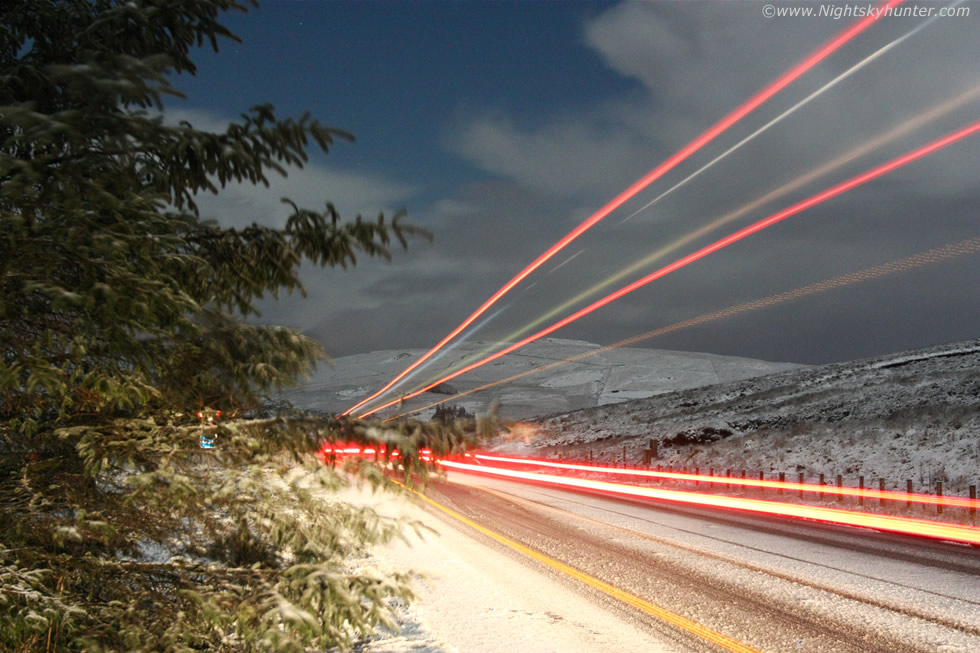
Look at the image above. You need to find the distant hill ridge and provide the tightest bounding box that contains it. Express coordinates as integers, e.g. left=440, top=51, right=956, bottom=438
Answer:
left=511, top=338, right=980, bottom=493
left=285, top=337, right=801, bottom=419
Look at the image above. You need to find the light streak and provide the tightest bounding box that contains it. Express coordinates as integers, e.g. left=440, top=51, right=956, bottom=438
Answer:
left=407, top=84, right=980, bottom=397
left=471, top=454, right=980, bottom=510
left=439, top=459, right=980, bottom=545
left=357, top=119, right=980, bottom=418
left=319, top=443, right=432, bottom=462
left=619, top=5, right=960, bottom=224
left=383, top=236, right=980, bottom=420
left=372, top=305, right=511, bottom=402
left=342, top=3, right=902, bottom=418
left=549, top=248, right=585, bottom=274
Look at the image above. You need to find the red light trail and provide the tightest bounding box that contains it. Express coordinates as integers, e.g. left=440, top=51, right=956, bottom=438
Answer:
left=342, top=1, right=903, bottom=418
left=357, top=118, right=980, bottom=419
left=439, top=459, right=980, bottom=545
left=319, top=443, right=433, bottom=462
left=472, top=454, right=980, bottom=510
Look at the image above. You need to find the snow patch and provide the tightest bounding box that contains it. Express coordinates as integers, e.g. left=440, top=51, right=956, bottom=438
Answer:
left=538, top=369, right=604, bottom=388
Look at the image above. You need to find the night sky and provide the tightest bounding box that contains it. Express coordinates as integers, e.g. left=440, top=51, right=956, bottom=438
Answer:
left=167, top=0, right=980, bottom=366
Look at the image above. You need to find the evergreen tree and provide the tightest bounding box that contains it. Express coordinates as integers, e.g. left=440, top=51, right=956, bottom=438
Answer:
left=0, top=2, right=488, bottom=649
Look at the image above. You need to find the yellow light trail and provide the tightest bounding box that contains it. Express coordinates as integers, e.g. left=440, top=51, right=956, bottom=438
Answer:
left=386, top=236, right=980, bottom=420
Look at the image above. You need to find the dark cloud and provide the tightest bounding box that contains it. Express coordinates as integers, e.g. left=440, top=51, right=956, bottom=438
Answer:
left=232, top=2, right=980, bottom=366
left=307, top=303, right=452, bottom=359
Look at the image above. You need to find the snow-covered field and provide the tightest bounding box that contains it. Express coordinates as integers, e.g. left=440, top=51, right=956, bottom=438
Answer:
left=289, top=337, right=979, bottom=497
left=289, top=335, right=980, bottom=499
left=506, top=338, right=980, bottom=495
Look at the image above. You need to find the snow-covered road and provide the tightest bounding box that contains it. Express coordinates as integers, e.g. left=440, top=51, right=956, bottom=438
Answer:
left=350, top=468, right=980, bottom=652
left=346, top=482, right=683, bottom=652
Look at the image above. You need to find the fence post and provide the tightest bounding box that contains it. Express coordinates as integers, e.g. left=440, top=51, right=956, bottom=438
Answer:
left=859, top=476, right=864, bottom=507
left=937, top=481, right=943, bottom=515
left=799, top=472, right=804, bottom=498
left=819, top=473, right=825, bottom=498
left=879, top=478, right=885, bottom=506
left=970, top=485, right=977, bottom=522
left=837, top=474, right=843, bottom=503
left=589, top=449, right=593, bottom=463
left=623, top=446, right=627, bottom=467
left=779, top=472, right=785, bottom=495
left=694, top=467, right=699, bottom=486
left=726, top=468, right=731, bottom=490
left=907, top=479, right=913, bottom=508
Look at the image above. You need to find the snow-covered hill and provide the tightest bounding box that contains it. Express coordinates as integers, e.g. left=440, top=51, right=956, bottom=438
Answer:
left=284, top=338, right=801, bottom=420
left=504, top=339, right=980, bottom=494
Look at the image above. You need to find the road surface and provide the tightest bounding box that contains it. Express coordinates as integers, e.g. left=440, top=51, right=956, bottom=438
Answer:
left=391, top=469, right=980, bottom=652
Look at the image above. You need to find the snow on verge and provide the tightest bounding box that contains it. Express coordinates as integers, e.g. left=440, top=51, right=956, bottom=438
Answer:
left=337, top=484, right=681, bottom=653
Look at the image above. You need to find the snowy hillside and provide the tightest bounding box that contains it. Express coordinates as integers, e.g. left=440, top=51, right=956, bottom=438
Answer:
left=284, top=338, right=800, bottom=420
left=504, top=339, right=980, bottom=495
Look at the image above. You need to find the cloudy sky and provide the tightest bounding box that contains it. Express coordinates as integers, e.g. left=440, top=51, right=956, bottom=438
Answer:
left=168, top=0, right=980, bottom=368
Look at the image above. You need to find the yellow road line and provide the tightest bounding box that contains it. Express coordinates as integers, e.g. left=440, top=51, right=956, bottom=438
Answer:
left=404, top=483, right=759, bottom=653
